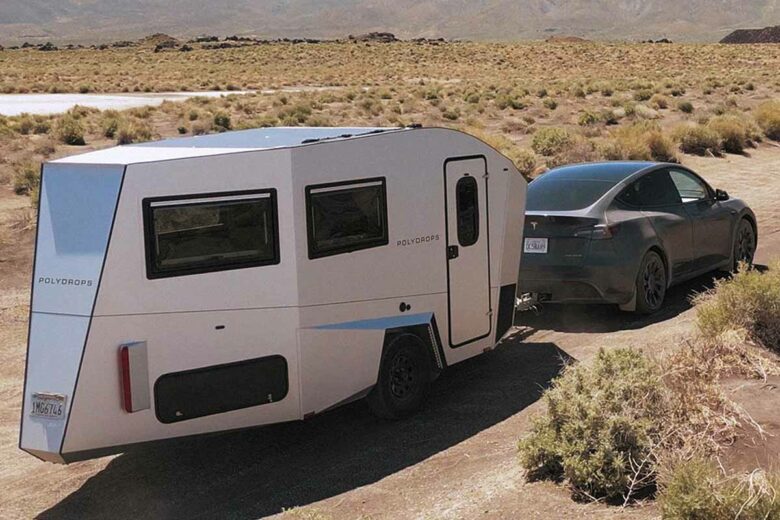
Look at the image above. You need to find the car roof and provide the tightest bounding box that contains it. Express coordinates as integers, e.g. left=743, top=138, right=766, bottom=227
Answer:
left=541, top=162, right=658, bottom=182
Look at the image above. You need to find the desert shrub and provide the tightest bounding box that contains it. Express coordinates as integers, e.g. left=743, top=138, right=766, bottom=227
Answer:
left=577, top=111, right=600, bottom=126
left=546, top=137, right=600, bottom=168
left=754, top=100, right=780, bottom=140
left=677, top=101, right=694, bottom=113
left=32, top=116, right=51, bottom=135
left=659, top=458, right=780, bottom=520
left=13, top=162, right=40, bottom=196
left=518, top=348, right=668, bottom=502
left=531, top=127, right=572, bottom=156
left=101, top=111, right=122, bottom=138
left=213, top=111, right=232, bottom=130
left=694, top=261, right=780, bottom=351
left=706, top=114, right=757, bottom=154
left=54, top=115, right=86, bottom=145
left=650, top=94, right=669, bottom=109
left=634, top=89, right=653, bottom=101
left=543, top=98, right=558, bottom=110
left=511, top=149, right=537, bottom=178
left=441, top=109, right=459, bottom=121
left=603, top=121, right=677, bottom=162
left=16, top=115, right=34, bottom=135
left=116, top=120, right=153, bottom=144
left=672, top=124, right=720, bottom=155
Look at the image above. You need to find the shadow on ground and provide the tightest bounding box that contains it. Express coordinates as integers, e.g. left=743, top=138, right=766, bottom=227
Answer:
left=40, top=339, right=570, bottom=520
left=516, top=269, right=740, bottom=334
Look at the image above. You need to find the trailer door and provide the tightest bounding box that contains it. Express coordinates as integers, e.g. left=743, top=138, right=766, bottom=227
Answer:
left=444, top=156, right=491, bottom=347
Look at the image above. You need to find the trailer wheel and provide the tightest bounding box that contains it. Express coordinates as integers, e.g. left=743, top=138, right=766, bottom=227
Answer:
left=368, top=333, right=430, bottom=419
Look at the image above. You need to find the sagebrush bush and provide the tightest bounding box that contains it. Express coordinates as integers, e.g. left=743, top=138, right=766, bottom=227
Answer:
left=511, top=149, right=537, bottom=178
left=13, top=163, right=40, bottom=196
left=706, top=114, right=759, bottom=154
left=116, top=120, right=153, bottom=144
left=672, top=123, right=720, bottom=155
left=754, top=100, right=780, bottom=141
left=54, top=115, right=86, bottom=145
left=518, top=348, right=668, bottom=502
left=694, top=262, right=780, bottom=351
left=531, top=127, right=572, bottom=156
left=678, top=101, right=694, bottom=113
left=659, top=458, right=780, bottom=520
left=602, top=121, right=677, bottom=162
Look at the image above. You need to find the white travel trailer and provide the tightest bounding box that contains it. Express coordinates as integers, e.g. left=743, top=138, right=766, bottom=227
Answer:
left=20, top=126, right=527, bottom=463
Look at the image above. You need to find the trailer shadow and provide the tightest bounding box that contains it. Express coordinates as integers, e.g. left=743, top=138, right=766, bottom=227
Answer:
left=516, top=269, right=737, bottom=334
left=39, top=338, right=570, bottom=520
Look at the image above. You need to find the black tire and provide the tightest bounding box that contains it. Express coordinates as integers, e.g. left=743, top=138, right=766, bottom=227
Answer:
left=367, top=334, right=430, bottom=419
left=634, top=250, right=667, bottom=315
left=732, top=218, right=756, bottom=272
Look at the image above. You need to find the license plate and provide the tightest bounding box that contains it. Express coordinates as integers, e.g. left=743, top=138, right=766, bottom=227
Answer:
left=524, top=237, right=548, bottom=254
left=30, top=392, right=66, bottom=420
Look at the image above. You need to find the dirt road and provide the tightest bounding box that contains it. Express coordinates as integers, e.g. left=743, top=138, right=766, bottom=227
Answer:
left=1, top=147, right=779, bottom=520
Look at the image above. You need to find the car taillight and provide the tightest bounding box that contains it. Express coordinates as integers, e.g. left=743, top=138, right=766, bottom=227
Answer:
left=574, top=224, right=619, bottom=240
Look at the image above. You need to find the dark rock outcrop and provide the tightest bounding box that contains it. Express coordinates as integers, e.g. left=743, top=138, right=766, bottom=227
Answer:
left=721, top=25, right=780, bottom=43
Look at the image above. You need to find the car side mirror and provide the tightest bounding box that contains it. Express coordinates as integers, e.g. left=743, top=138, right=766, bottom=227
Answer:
left=715, top=189, right=729, bottom=201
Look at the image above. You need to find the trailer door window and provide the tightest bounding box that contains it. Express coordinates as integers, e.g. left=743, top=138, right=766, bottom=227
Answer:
left=456, top=176, right=479, bottom=247
left=306, top=178, right=388, bottom=259
left=144, top=190, right=279, bottom=278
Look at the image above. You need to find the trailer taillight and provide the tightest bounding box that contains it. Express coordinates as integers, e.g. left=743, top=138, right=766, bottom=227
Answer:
left=118, top=342, right=151, bottom=413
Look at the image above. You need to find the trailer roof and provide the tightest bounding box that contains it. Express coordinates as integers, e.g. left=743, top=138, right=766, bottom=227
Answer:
left=51, top=127, right=407, bottom=165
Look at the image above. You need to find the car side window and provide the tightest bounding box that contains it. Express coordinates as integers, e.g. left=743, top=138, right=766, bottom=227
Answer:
left=669, top=169, right=710, bottom=203
left=617, top=170, right=681, bottom=208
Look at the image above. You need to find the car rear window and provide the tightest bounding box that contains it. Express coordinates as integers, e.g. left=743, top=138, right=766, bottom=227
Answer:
left=527, top=177, right=617, bottom=211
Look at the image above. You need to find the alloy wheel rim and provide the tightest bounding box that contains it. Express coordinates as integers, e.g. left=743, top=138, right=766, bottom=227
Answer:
left=736, top=223, right=755, bottom=265
left=642, top=257, right=665, bottom=309
left=389, top=353, right=416, bottom=400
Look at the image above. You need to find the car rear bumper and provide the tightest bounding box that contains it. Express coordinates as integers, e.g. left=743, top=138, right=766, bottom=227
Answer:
left=518, top=263, right=635, bottom=305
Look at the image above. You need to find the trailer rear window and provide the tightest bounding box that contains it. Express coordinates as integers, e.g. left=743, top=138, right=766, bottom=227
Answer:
left=306, top=178, right=388, bottom=259
left=143, top=190, right=279, bottom=278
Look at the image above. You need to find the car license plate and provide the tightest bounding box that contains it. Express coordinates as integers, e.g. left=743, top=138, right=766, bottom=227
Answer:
left=524, top=237, right=548, bottom=254
left=30, top=392, right=66, bottom=420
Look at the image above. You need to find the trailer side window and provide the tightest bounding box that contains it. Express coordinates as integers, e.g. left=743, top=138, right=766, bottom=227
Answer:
left=306, top=178, right=388, bottom=259
left=143, top=190, right=279, bottom=278
left=456, top=176, right=479, bottom=247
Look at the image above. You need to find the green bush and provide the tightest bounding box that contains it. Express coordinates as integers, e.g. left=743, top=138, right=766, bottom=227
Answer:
left=672, top=124, right=720, bottom=155
left=754, top=100, right=780, bottom=141
left=13, top=162, right=40, bottom=196
left=577, top=111, right=600, bottom=126
left=634, top=89, right=653, bottom=102
left=54, top=115, right=86, bottom=145
left=659, top=458, right=780, bottom=520
left=511, top=149, right=537, bottom=178
left=694, top=261, right=780, bottom=350
left=543, top=98, right=558, bottom=110
left=518, top=348, right=668, bottom=502
left=101, top=113, right=121, bottom=138
left=650, top=94, right=669, bottom=110
left=531, top=127, right=572, bottom=156
left=678, top=101, right=694, bottom=114
left=213, top=111, right=232, bottom=130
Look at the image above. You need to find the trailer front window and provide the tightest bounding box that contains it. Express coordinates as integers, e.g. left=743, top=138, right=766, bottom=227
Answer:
left=306, top=177, right=388, bottom=259
left=143, top=190, right=279, bottom=278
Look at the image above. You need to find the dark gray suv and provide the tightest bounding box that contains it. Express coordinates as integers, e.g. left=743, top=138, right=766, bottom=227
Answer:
left=519, top=162, right=757, bottom=314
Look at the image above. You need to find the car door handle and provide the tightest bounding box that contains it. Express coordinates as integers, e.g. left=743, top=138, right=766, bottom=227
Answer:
left=448, top=245, right=459, bottom=259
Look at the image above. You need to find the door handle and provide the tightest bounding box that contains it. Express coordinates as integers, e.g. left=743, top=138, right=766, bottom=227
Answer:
left=447, top=245, right=459, bottom=260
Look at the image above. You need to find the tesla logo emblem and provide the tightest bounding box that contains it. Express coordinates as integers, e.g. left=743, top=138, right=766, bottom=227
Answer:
left=531, top=221, right=538, bottom=230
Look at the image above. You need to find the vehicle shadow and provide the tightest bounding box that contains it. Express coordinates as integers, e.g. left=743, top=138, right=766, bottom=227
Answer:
left=516, top=268, right=742, bottom=334
left=39, top=338, right=571, bottom=520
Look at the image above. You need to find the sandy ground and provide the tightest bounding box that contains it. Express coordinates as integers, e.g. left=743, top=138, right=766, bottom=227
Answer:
left=1, top=147, right=779, bottom=519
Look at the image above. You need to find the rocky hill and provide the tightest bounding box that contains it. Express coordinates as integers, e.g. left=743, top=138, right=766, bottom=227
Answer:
left=720, top=25, right=780, bottom=43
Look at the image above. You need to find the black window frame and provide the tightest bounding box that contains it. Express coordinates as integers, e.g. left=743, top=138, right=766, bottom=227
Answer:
left=455, top=175, right=480, bottom=247
left=142, top=188, right=280, bottom=280
left=305, top=177, right=389, bottom=259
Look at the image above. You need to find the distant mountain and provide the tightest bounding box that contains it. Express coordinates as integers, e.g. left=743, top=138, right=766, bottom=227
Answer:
left=721, top=25, right=780, bottom=43
left=1, top=0, right=779, bottom=44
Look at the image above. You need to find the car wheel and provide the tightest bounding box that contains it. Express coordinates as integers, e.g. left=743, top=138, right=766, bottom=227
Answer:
left=367, top=334, right=430, bottom=419
left=634, top=250, right=667, bottom=315
left=733, top=219, right=756, bottom=271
